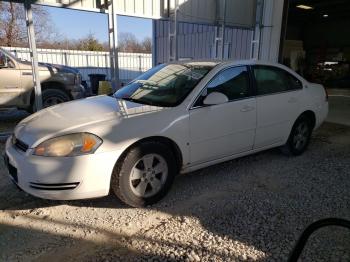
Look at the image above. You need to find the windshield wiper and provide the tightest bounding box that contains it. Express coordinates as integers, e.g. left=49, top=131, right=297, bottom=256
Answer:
left=120, top=97, right=141, bottom=103
left=119, top=97, right=155, bottom=106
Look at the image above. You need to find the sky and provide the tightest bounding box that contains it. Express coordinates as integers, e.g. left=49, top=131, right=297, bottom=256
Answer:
left=45, top=6, right=153, bottom=42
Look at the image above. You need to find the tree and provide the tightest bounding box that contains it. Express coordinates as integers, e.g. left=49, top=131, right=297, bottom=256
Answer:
left=118, top=32, right=141, bottom=52
left=141, top=37, right=152, bottom=53
left=0, top=2, right=55, bottom=47
left=118, top=32, right=151, bottom=53
left=75, top=33, right=105, bottom=51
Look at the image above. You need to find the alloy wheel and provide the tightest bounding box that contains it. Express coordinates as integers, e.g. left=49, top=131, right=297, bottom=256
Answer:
left=293, top=121, right=309, bottom=150
left=129, top=153, right=168, bottom=198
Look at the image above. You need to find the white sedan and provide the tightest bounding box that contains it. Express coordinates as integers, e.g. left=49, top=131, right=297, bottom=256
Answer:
left=4, top=60, right=328, bottom=207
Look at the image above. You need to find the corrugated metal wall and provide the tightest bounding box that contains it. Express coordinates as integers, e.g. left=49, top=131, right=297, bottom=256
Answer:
left=154, top=20, right=254, bottom=64
left=166, top=0, right=256, bottom=28
left=115, top=0, right=163, bottom=18
left=168, top=0, right=217, bottom=25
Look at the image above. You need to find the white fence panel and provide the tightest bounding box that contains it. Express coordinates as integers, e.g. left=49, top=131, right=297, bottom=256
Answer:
left=2, top=46, right=152, bottom=84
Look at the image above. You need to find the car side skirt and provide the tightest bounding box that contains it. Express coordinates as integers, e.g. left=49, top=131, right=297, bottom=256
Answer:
left=180, top=141, right=284, bottom=174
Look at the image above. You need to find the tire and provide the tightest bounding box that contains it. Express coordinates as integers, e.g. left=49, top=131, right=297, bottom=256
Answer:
left=281, top=115, right=313, bottom=156
left=111, top=141, right=177, bottom=207
left=42, top=89, right=70, bottom=108
left=31, top=88, right=70, bottom=111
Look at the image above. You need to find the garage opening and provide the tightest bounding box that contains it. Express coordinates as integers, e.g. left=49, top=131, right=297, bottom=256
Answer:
left=281, top=0, right=350, bottom=126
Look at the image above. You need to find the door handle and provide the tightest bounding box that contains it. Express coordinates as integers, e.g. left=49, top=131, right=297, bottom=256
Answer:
left=288, top=97, right=298, bottom=103
left=240, top=105, right=255, bottom=112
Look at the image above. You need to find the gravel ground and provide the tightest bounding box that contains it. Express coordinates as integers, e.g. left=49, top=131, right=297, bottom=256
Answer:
left=0, top=109, right=28, bottom=133
left=0, top=122, right=349, bottom=261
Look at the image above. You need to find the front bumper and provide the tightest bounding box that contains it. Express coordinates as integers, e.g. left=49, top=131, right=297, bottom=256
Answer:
left=4, top=137, right=122, bottom=200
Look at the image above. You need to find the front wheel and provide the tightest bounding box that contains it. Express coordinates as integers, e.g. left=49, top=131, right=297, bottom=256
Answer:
left=281, top=115, right=313, bottom=156
left=111, top=141, right=177, bottom=207
left=30, top=88, right=70, bottom=112
left=42, top=89, right=70, bottom=108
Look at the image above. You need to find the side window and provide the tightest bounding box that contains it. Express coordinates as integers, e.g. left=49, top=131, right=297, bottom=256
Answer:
left=285, top=72, right=303, bottom=90
left=253, top=66, right=288, bottom=95
left=0, top=51, right=7, bottom=67
left=0, top=51, right=14, bottom=68
left=195, top=66, right=250, bottom=107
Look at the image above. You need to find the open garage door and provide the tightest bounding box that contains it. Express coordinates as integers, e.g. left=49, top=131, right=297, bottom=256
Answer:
left=281, top=0, right=350, bottom=126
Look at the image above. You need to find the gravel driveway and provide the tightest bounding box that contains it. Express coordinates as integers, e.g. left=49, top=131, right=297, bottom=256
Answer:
left=0, top=122, right=349, bottom=262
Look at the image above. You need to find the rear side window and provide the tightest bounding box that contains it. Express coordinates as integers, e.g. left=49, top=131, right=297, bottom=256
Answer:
left=253, top=66, right=302, bottom=95
left=206, top=66, right=250, bottom=101
left=285, top=72, right=303, bottom=90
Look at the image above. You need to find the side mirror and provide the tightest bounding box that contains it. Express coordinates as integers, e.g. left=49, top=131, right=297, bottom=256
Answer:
left=0, top=53, right=8, bottom=68
left=203, top=92, right=228, bottom=105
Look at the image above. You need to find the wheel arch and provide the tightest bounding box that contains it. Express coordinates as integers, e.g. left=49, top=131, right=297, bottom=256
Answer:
left=114, top=136, right=183, bottom=174
left=299, top=110, right=316, bottom=130
left=30, top=81, right=73, bottom=105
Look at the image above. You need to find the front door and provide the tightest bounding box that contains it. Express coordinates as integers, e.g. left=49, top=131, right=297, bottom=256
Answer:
left=0, top=50, right=22, bottom=107
left=189, top=66, right=256, bottom=165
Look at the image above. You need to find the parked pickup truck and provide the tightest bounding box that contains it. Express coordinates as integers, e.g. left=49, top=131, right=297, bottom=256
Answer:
left=0, top=47, right=85, bottom=111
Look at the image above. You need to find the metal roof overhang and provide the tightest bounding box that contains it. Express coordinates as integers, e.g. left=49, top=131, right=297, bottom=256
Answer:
left=3, top=0, right=165, bottom=19
left=5, top=0, right=257, bottom=28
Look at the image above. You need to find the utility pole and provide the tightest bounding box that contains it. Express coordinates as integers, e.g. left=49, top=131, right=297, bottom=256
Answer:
left=251, top=0, right=264, bottom=60
left=24, top=0, right=42, bottom=111
left=169, top=0, right=179, bottom=61
left=108, top=0, right=120, bottom=91
left=221, top=0, right=226, bottom=59
left=214, top=0, right=226, bottom=60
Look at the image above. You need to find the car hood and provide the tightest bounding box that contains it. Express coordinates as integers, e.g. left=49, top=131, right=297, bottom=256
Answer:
left=14, top=95, right=164, bottom=147
left=19, top=61, right=79, bottom=74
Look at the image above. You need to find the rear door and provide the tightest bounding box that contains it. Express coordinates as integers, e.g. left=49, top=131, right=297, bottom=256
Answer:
left=189, top=66, right=256, bottom=165
left=252, top=65, right=304, bottom=149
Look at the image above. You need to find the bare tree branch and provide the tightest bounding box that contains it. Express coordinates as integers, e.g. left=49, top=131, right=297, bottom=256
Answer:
left=0, top=2, right=56, bottom=47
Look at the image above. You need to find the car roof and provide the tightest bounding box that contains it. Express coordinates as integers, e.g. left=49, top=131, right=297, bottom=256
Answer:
left=167, top=59, right=285, bottom=68
left=166, top=59, right=304, bottom=81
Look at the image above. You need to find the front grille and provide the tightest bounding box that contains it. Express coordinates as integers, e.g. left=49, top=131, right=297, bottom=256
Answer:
left=13, top=136, right=29, bottom=152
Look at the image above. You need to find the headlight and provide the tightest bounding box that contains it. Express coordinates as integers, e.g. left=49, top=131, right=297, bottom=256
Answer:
left=33, top=133, right=102, bottom=157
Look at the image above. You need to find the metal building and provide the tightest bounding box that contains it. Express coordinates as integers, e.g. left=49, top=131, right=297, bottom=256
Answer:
left=3, top=0, right=286, bottom=110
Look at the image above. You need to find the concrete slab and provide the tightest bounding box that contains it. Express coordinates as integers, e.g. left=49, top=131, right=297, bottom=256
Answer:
left=327, top=89, right=350, bottom=126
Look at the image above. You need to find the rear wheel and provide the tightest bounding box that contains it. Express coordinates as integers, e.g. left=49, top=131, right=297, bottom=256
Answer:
left=281, top=115, right=313, bottom=156
left=111, top=141, right=177, bottom=207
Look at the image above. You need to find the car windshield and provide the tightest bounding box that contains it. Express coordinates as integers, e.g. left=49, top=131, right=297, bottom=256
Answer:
left=114, top=63, right=213, bottom=107
left=0, top=48, right=19, bottom=61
